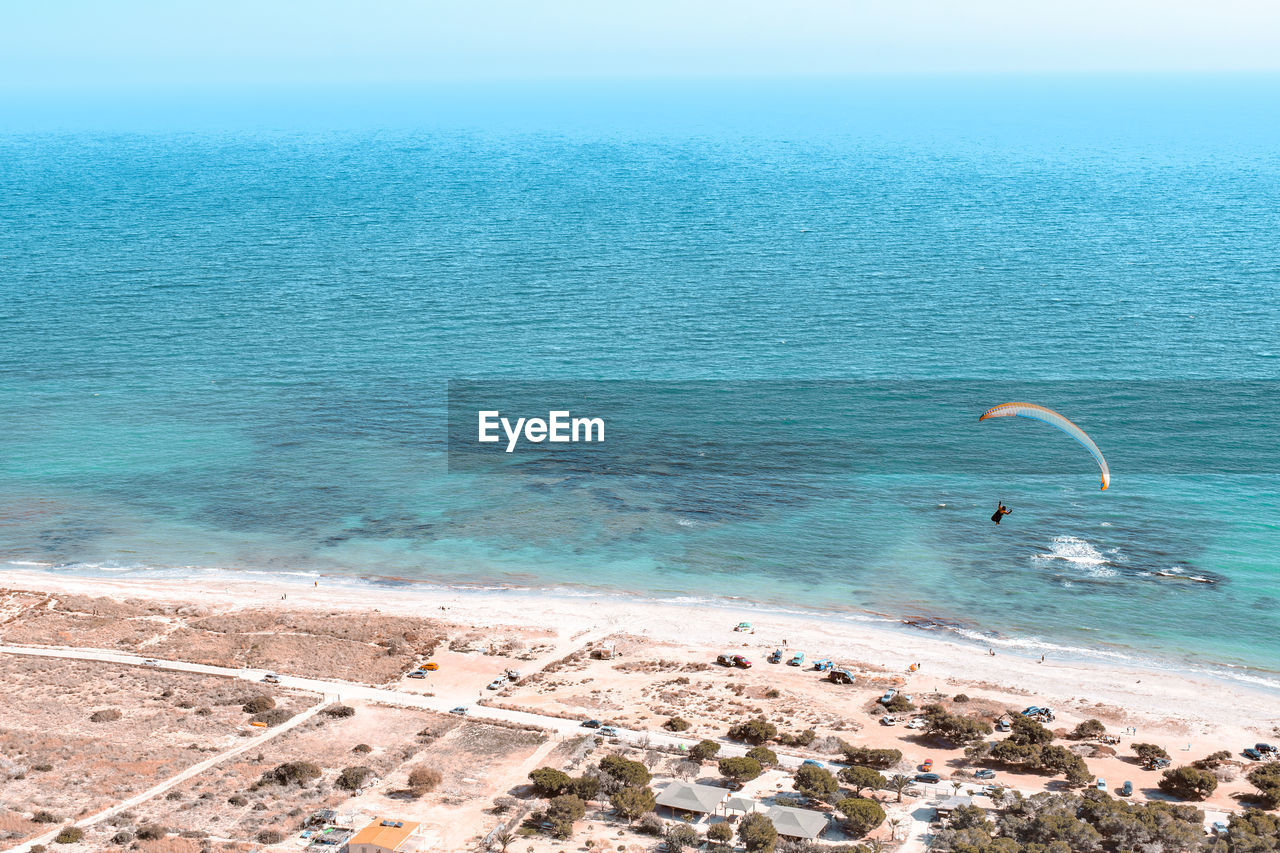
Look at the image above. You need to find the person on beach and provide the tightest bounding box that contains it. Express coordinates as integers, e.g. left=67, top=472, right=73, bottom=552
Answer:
left=991, top=502, right=1012, bottom=524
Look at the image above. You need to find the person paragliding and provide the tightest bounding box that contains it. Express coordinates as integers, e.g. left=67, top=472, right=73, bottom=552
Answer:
left=991, top=502, right=1011, bottom=524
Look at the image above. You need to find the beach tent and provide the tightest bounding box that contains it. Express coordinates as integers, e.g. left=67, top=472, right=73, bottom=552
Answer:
left=765, top=805, right=829, bottom=839
left=725, top=795, right=758, bottom=814
left=655, top=781, right=730, bottom=815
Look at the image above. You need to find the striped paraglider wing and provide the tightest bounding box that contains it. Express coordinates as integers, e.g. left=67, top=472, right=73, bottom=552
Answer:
left=979, top=402, right=1110, bottom=491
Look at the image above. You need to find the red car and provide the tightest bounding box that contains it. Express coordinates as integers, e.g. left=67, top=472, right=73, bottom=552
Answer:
left=732, top=655, right=752, bottom=669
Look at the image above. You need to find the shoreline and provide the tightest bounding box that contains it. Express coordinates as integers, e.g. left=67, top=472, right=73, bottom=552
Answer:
left=2, top=564, right=1278, bottom=743
left=5, top=559, right=1280, bottom=696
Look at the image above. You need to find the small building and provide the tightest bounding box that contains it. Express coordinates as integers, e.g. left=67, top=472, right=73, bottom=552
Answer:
left=347, top=817, right=422, bottom=853
left=725, top=795, right=758, bottom=815
left=655, top=781, right=730, bottom=817
left=765, top=805, right=829, bottom=840
left=936, top=795, right=974, bottom=819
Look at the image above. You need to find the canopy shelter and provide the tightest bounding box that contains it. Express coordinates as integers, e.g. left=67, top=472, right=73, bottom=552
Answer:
left=655, top=781, right=730, bottom=815
left=765, top=805, right=829, bottom=839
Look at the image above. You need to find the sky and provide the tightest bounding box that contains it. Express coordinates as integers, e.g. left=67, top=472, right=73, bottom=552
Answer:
left=3, top=0, right=1280, bottom=93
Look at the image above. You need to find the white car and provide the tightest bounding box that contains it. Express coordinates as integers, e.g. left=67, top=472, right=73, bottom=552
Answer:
left=880, top=715, right=899, bottom=726
left=487, top=678, right=505, bottom=690
left=1096, top=779, right=1107, bottom=792
left=142, top=659, right=159, bottom=666
left=906, top=718, right=926, bottom=730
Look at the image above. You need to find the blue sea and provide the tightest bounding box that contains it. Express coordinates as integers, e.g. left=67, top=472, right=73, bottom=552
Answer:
left=2, top=77, right=1279, bottom=683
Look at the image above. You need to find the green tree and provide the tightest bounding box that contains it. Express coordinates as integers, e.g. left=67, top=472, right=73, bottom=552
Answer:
left=719, top=756, right=764, bottom=784
left=335, top=765, right=373, bottom=791
left=836, top=797, right=886, bottom=837
left=840, top=746, right=902, bottom=768
left=707, top=821, right=733, bottom=847
left=610, top=786, right=656, bottom=822
left=665, top=716, right=691, bottom=732
left=728, top=717, right=778, bottom=745
left=746, top=746, right=778, bottom=767
left=887, top=773, right=912, bottom=802
left=528, top=767, right=572, bottom=797
left=1132, top=743, right=1170, bottom=767
left=689, top=739, right=722, bottom=762
left=1248, top=762, right=1280, bottom=808
left=922, top=704, right=993, bottom=746
left=839, top=765, right=887, bottom=796
left=1069, top=719, right=1106, bottom=740
left=1158, top=766, right=1218, bottom=800
left=570, top=774, right=600, bottom=803
left=738, top=812, right=778, bottom=852
left=599, top=754, right=651, bottom=788
left=663, top=824, right=699, bottom=852
left=793, top=763, right=839, bottom=800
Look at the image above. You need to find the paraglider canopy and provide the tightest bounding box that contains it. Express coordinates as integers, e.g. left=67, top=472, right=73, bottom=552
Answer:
left=979, top=402, right=1110, bottom=491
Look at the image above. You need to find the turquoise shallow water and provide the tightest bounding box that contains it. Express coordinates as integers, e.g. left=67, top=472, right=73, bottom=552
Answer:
left=2, top=77, right=1279, bottom=679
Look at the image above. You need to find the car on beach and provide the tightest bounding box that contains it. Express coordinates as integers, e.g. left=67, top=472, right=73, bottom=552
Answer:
left=1244, top=748, right=1263, bottom=761
left=262, top=673, right=280, bottom=683
left=599, top=726, right=619, bottom=737
left=996, top=718, right=1011, bottom=732
left=1118, top=781, right=1133, bottom=796
left=407, top=670, right=427, bottom=679
left=915, top=773, right=941, bottom=784
left=1149, top=758, right=1171, bottom=770
left=449, top=706, right=468, bottom=715
left=487, top=678, right=505, bottom=690
left=906, top=717, right=926, bottom=730
left=767, top=649, right=784, bottom=664
left=880, top=715, right=898, bottom=726
left=1257, top=743, right=1278, bottom=755
left=580, top=719, right=603, bottom=728
left=787, top=651, right=805, bottom=666
left=878, top=690, right=897, bottom=704
left=801, top=759, right=825, bottom=769
left=422, top=662, right=439, bottom=671
left=921, top=758, right=933, bottom=771
left=974, top=769, right=996, bottom=780
left=732, top=655, right=752, bottom=668
left=143, top=659, right=159, bottom=666
left=505, top=669, right=521, bottom=680
left=1096, top=779, right=1107, bottom=792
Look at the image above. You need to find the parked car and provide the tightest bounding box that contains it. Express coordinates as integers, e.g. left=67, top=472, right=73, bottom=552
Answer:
left=599, top=726, right=619, bottom=737
left=915, top=773, right=941, bottom=784
left=1118, top=781, right=1133, bottom=796
left=580, top=719, right=603, bottom=728
left=880, top=715, right=899, bottom=726
left=1257, top=743, right=1278, bottom=755
left=827, top=668, right=855, bottom=685
left=921, top=758, right=933, bottom=771
left=143, top=659, right=159, bottom=666
left=801, top=759, right=825, bottom=769
left=1213, top=821, right=1230, bottom=835
left=1244, top=748, right=1263, bottom=761
left=787, top=652, right=805, bottom=666
left=1150, top=758, right=1171, bottom=770
left=407, top=670, right=427, bottom=679
left=487, top=678, right=505, bottom=690
left=812, top=658, right=833, bottom=671
left=878, top=690, right=897, bottom=705
left=731, top=655, right=752, bottom=669
left=422, top=662, right=439, bottom=671
left=996, top=719, right=1012, bottom=732
left=767, top=649, right=784, bottom=664
left=505, top=669, right=521, bottom=680
left=975, top=769, right=996, bottom=780
left=262, top=673, right=280, bottom=683
left=1096, top=779, right=1107, bottom=792
left=906, top=718, right=926, bottom=730
left=449, top=706, right=468, bottom=715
